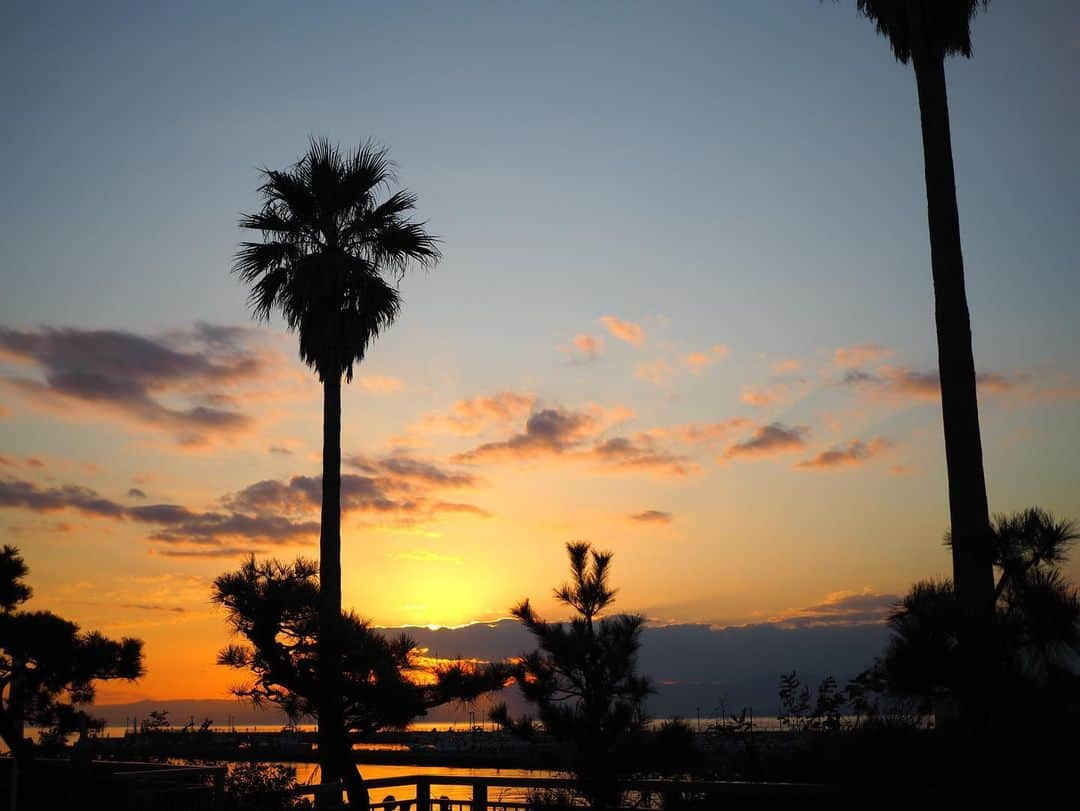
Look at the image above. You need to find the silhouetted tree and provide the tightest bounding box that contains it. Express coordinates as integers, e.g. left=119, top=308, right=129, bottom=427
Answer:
left=491, top=542, right=653, bottom=809
left=225, top=762, right=313, bottom=811
left=853, top=0, right=997, bottom=719
left=234, top=138, right=439, bottom=805
left=0, top=546, right=143, bottom=804
left=139, top=709, right=171, bottom=733
left=778, top=672, right=843, bottom=732
left=873, top=509, right=1080, bottom=721
left=778, top=671, right=811, bottom=731
left=213, top=557, right=506, bottom=809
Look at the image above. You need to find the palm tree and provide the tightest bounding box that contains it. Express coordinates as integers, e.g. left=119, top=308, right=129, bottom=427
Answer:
left=234, top=138, right=439, bottom=807
left=882, top=509, right=1080, bottom=723
left=854, top=0, right=996, bottom=717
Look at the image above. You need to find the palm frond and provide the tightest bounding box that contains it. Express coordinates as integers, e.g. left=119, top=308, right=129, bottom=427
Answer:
left=856, top=0, right=988, bottom=63
left=233, top=137, right=439, bottom=381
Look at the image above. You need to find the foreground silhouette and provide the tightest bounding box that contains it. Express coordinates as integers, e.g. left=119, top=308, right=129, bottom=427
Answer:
left=859, top=508, right=1080, bottom=724
left=213, top=556, right=507, bottom=810
left=233, top=138, right=440, bottom=807
left=0, top=546, right=144, bottom=809
left=854, top=0, right=997, bottom=722
left=492, top=542, right=654, bottom=810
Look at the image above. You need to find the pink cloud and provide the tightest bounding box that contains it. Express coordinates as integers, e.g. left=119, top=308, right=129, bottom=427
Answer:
left=740, top=383, right=789, bottom=408
left=414, top=392, right=536, bottom=436
left=635, top=358, right=674, bottom=386
left=843, top=366, right=1029, bottom=402
left=654, top=418, right=753, bottom=445
left=561, top=333, right=603, bottom=363
left=833, top=343, right=893, bottom=367
left=685, top=345, right=730, bottom=374
left=600, top=315, right=645, bottom=346
left=773, top=359, right=800, bottom=374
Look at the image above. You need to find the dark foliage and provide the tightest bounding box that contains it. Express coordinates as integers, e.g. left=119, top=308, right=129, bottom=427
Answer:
left=212, top=556, right=509, bottom=735
left=0, top=545, right=144, bottom=762
left=233, top=137, right=440, bottom=384
left=855, top=1, right=988, bottom=63
left=492, top=542, right=654, bottom=808
left=224, top=762, right=312, bottom=811
left=777, top=672, right=844, bottom=732
left=865, top=509, right=1080, bottom=719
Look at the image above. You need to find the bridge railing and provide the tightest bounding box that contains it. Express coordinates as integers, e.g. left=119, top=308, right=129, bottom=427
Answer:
left=293, top=774, right=837, bottom=810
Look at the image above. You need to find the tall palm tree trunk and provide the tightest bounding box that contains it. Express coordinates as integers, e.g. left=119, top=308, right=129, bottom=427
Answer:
left=911, top=34, right=997, bottom=720
left=318, top=371, right=346, bottom=807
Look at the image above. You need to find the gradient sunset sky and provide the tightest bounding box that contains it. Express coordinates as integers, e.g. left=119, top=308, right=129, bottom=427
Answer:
left=2, top=1, right=1078, bottom=703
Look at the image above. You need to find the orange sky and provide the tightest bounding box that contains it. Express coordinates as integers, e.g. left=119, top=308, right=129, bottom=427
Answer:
left=3, top=322, right=1078, bottom=703
left=3, top=1, right=1079, bottom=704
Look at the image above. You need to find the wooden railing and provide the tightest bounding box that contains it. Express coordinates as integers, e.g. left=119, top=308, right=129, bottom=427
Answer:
left=108, top=763, right=226, bottom=810
left=294, top=774, right=836, bottom=810
left=0, top=759, right=226, bottom=811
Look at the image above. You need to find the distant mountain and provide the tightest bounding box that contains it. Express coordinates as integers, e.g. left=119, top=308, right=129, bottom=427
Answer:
left=402, top=618, right=890, bottom=716
left=93, top=699, right=289, bottom=729
left=97, top=618, right=890, bottom=724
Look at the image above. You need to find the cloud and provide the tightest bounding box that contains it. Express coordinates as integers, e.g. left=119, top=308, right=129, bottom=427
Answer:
left=833, top=343, right=892, bottom=367
left=0, top=323, right=268, bottom=445
left=223, top=465, right=486, bottom=525
left=0, top=456, right=47, bottom=470
left=1034, top=376, right=1080, bottom=401
left=842, top=366, right=1028, bottom=402
left=653, top=418, right=754, bottom=445
left=344, top=454, right=479, bottom=490
left=600, top=316, right=645, bottom=346
left=561, top=334, right=603, bottom=364
left=740, top=383, right=789, bottom=408
left=976, top=371, right=1026, bottom=394
left=0, top=479, right=127, bottom=518
left=725, top=423, right=809, bottom=459
left=0, top=452, right=488, bottom=557
left=0, top=477, right=318, bottom=552
left=453, top=407, right=607, bottom=463
left=635, top=358, right=674, bottom=386
left=452, top=405, right=689, bottom=477
left=357, top=375, right=406, bottom=394
left=795, top=437, right=895, bottom=470
left=127, top=488, right=147, bottom=499
left=773, top=359, right=800, bottom=374
left=630, top=510, right=673, bottom=524
left=413, top=392, right=536, bottom=436
left=765, top=589, right=899, bottom=629
left=685, top=345, right=730, bottom=374
left=585, top=436, right=696, bottom=477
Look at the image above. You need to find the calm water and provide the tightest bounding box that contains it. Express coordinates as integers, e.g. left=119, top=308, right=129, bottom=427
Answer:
left=290, top=763, right=560, bottom=805
left=95, top=716, right=789, bottom=738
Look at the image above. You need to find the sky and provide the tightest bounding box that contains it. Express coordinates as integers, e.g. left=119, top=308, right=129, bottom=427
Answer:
left=1, top=1, right=1078, bottom=704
